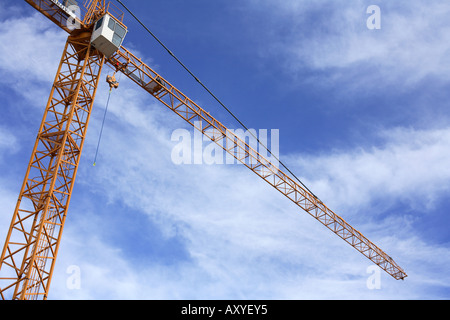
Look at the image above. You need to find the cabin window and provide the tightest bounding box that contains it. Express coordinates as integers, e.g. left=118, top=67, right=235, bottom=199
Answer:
left=108, top=18, right=116, bottom=31
left=112, top=24, right=126, bottom=47
left=95, top=17, right=103, bottom=31
left=115, top=24, right=126, bottom=38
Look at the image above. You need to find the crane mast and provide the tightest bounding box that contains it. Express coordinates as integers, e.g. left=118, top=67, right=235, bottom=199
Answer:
left=0, top=0, right=406, bottom=300
left=0, top=0, right=107, bottom=301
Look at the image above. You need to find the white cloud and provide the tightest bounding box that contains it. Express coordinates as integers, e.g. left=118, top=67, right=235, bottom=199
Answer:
left=0, top=9, right=65, bottom=79
left=62, top=110, right=450, bottom=299
left=0, top=6, right=66, bottom=105
left=289, top=126, right=450, bottom=213
left=0, top=126, right=18, bottom=157
left=1, top=2, right=450, bottom=301
left=248, top=0, right=450, bottom=86
left=0, top=182, right=18, bottom=247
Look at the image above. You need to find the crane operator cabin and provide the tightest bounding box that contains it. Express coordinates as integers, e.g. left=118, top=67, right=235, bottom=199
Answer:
left=91, top=14, right=128, bottom=58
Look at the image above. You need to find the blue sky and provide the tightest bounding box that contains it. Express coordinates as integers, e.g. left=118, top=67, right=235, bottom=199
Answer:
left=0, top=0, right=449, bottom=299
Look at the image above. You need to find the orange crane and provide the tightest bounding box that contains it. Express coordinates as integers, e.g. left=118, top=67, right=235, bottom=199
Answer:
left=0, top=0, right=407, bottom=300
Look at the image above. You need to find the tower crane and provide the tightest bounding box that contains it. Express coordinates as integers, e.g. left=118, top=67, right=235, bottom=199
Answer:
left=0, top=0, right=407, bottom=300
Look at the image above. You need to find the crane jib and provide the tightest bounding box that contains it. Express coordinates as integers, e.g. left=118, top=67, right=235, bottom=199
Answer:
left=49, top=0, right=78, bottom=20
left=106, top=46, right=407, bottom=281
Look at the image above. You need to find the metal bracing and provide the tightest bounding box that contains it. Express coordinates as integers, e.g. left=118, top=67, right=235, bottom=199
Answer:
left=0, top=29, right=104, bottom=300
left=107, top=47, right=407, bottom=280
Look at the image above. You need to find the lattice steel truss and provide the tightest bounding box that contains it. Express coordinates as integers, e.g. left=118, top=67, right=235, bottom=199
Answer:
left=0, top=29, right=104, bottom=300
left=108, top=47, right=408, bottom=280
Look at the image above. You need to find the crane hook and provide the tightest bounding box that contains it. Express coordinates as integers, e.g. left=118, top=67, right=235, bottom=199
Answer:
left=106, top=73, right=119, bottom=90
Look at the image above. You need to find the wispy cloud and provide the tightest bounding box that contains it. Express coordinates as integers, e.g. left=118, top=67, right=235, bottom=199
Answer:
left=1, top=2, right=449, bottom=300
left=290, top=126, right=450, bottom=212
left=246, top=0, right=450, bottom=87
left=0, top=126, right=18, bottom=157
left=0, top=5, right=66, bottom=105
left=69, top=101, right=450, bottom=299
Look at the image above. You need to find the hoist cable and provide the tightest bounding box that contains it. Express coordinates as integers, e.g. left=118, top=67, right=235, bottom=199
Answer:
left=93, top=88, right=112, bottom=166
